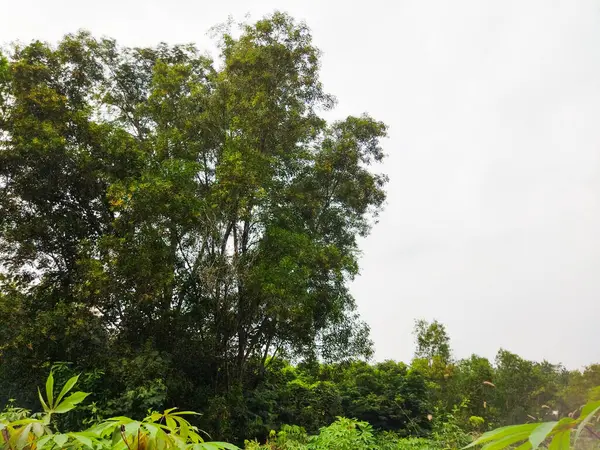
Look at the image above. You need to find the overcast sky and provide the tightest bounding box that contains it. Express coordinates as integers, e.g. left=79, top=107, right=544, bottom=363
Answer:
left=3, top=0, right=600, bottom=369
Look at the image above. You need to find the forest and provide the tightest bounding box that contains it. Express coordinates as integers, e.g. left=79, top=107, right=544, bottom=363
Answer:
left=0, top=11, right=598, bottom=449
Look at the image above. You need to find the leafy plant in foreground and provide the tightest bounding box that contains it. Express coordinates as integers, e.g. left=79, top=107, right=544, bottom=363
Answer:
left=464, top=398, right=600, bottom=449
left=0, top=372, right=238, bottom=449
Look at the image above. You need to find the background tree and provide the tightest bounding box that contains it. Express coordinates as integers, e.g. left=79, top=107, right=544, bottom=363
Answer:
left=447, top=355, right=496, bottom=425
left=411, top=319, right=454, bottom=415
left=412, top=319, right=451, bottom=365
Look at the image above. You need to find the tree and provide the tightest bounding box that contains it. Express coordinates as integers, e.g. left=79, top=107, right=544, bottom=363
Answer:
left=491, top=350, right=565, bottom=425
left=448, top=355, right=496, bottom=425
left=412, top=319, right=451, bottom=365
left=559, top=364, right=600, bottom=414
left=411, top=319, right=454, bottom=415
left=0, top=12, right=388, bottom=439
left=309, top=360, right=431, bottom=435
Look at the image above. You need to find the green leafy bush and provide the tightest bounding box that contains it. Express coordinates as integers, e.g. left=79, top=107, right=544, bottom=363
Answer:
left=244, top=418, right=378, bottom=450
left=0, top=372, right=238, bottom=449
left=374, top=431, right=441, bottom=450
left=245, top=425, right=309, bottom=450
left=308, top=417, right=376, bottom=450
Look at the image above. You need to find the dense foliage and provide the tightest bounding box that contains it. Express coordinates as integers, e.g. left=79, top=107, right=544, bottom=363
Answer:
left=0, top=372, right=237, bottom=449
left=1, top=11, right=599, bottom=449
left=0, top=11, right=386, bottom=442
left=3, top=374, right=598, bottom=449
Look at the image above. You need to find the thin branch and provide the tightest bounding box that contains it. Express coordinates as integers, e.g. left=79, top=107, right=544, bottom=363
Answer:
left=586, top=425, right=600, bottom=440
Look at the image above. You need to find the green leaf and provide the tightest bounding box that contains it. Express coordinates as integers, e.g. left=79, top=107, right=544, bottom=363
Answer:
left=464, top=423, right=540, bottom=448
left=580, top=400, right=600, bottom=420
left=481, top=432, right=531, bottom=450
left=514, top=442, right=532, bottom=450
left=193, top=443, right=239, bottom=450
left=529, top=422, right=557, bottom=450
left=35, top=435, right=53, bottom=449
left=53, top=402, right=76, bottom=414
left=170, top=411, right=200, bottom=416
left=45, top=371, right=54, bottom=409
left=8, top=419, right=42, bottom=427
left=155, top=429, right=168, bottom=450
left=53, top=433, right=68, bottom=447
left=86, top=421, right=117, bottom=437
left=55, top=374, right=79, bottom=406
left=207, top=443, right=240, bottom=450
left=106, top=416, right=135, bottom=423
left=31, top=422, right=45, bottom=437
left=71, top=432, right=94, bottom=448
left=179, top=418, right=190, bottom=441
left=38, top=387, right=50, bottom=412
left=552, top=417, right=576, bottom=432
left=111, top=426, right=122, bottom=446
left=575, top=404, right=600, bottom=444
left=145, top=412, right=163, bottom=423
left=165, top=416, right=177, bottom=431
left=54, top=391, right=89, bottom=412
left=16, top=423, right=33, bottom=450
left=123, top=420, right=141, bottom=438
left=548, top=430, right=571, bottom=450
left=143, top=423, right=161, bottom=439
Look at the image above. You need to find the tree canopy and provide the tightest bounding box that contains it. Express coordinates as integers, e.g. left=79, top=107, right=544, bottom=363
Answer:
left=0, top=11, right=388, bottom=438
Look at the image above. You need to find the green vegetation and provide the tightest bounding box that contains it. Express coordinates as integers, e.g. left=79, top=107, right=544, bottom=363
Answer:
left=465, top=398, right=600, bottom=450
left=1, top=373, right=236, bottom=448
left=0, top=11, right=599, bottom=449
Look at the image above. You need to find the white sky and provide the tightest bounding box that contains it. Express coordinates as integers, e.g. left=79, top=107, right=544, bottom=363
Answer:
left=2, top=0, right=599, bottom=369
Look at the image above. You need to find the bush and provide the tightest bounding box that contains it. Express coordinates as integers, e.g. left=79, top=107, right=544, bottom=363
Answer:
left=308, top=417, right=376, bottom=450
left=375, top=432, right=440, bottom=450
left=0, top=372, right=238, bottom=449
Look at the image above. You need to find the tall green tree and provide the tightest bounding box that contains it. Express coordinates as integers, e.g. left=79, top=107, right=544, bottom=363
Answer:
left=411, top=320, right=454, bottom=414
left=0, top=12, right=388, bottom=438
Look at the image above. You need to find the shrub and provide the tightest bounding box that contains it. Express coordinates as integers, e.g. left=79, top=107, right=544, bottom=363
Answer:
left=307, top=417, right=376, bottom=450
left=0, top=372, right=238, bottom=449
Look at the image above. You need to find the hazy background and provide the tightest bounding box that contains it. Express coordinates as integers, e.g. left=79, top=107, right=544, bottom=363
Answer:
left=2, top=0, right=599, bottom=368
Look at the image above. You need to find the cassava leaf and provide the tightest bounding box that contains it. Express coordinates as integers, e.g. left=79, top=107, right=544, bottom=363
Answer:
left=55, top=374, right=80, bottom=406
left=575, top=404, right=600, bottom=444
left=54, top=391, right=89, bottom=413
left=529, top=422, right=558, bottom=449
left=481, top=431, right=531, bottom=450
left=45, top=372, right=54, bottom=409
left=464, top=423, right=540, bottom=448
left=53, top=433, right=68, bottom=447
left=37, top=387, right=49, bottom=412
left=71, top=432, right=94, bottom=448
left=548, top=430, right=571, bottom=450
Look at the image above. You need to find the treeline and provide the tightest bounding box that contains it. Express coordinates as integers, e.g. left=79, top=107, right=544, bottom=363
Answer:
left=1, top=320, right=599, bottom=443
